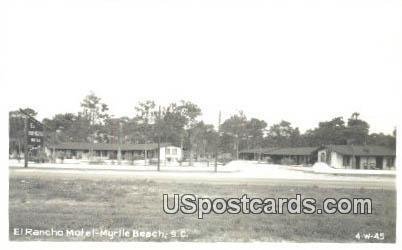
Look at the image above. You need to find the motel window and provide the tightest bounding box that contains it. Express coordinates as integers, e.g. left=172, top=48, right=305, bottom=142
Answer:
left=386, top=157, right=394, bottom=167
left=343, top=156, right=351, bottom=167
left=165, top=148, right=171, bottom=155
left=172, top=148, right=177, bottom=155
left=320, top=152, right=326, bottom=162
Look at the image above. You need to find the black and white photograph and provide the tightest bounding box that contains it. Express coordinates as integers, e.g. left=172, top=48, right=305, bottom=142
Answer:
left=1, top=0, right=401, bottom=248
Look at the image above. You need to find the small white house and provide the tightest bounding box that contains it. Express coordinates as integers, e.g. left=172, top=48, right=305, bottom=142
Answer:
left=160, top=146, right=183, bottom=164
left=317, top=145, right=395, bottom=170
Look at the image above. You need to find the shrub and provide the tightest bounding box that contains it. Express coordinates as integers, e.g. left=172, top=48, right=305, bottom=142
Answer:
left=57, top=151, right=66, bottom=163
left=30, top=151, right=49, bottom=163
left=133, top=155, right=143, bottom=161
left=280, top=157, right=296, bottom=166
left=149, top=159, right=159, bottom=165
left=261, top=156, right=273, bottom=163
left=88, top=159, right=105, bottom=165
left=125, top=153, right=134, bottom=165
left=218, top=153, right=233, bottom=165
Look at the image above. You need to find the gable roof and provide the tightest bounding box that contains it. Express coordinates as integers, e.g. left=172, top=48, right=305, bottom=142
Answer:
left=239, top=147, right=279, bottom=154
left=268, top=147, right=320, bottom=156
left=324, top=145, right=395, bottom=156
left=240, top=147, right=319, bottom=156
left=48, top=142, right=173, bottom=151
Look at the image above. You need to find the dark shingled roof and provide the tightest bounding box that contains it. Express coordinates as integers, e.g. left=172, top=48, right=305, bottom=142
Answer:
left=325, top=145, right=396, bottom=156
left=268, top=147, right=320, bottom=156
left=239, top=147, right=279, bottom=154
left=240, top=147, right=319, bottom=156
left=49, top=142, right=172, bottom=151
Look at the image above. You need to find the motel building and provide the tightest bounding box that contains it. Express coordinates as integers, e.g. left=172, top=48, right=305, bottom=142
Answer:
left=45, top=142, right=183, bottom=165
left=239, top=147, right=320, bottom=165
left=239, top=144, right=395, bottom=170
left=317, top=145, right=396, bottom=170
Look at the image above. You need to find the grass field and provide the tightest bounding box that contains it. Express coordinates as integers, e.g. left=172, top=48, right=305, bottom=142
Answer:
left=9, top=170, right=396, bottom=242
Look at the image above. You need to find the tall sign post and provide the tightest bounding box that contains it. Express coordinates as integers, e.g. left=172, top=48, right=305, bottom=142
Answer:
left=157, top=106, right=161, bottom=172
left=24, top=117, right=28, bottom=168
left=117, top=120, right=122, bottom=165
left=214, top=111, right=221, bottom=173
left=20, top=109, right=44, bottom=168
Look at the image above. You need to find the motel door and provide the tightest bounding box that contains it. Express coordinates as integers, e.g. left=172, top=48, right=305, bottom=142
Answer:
left=355, top=157, right=361, bottom=169
left=376, top=157, right=383, bottom=169
left=320, top=152, right=326, bottom=163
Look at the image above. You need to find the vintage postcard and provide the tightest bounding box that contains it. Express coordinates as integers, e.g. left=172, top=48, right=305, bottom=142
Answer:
left=2, top=0, right=401, bottom=247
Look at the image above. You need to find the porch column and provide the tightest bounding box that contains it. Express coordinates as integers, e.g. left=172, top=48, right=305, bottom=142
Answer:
left=144, top=150, right=147, bottom=165
left=117, top=147, right=122, bottom=164
left=351, top=156, right=357, bottom=169
left=52, top=148, right=56, bottom=163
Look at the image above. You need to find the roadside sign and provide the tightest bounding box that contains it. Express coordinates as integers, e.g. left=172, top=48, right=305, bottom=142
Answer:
left=19, top=108, right=46, bottom=167
left=27, top=118, right=44, bottom=147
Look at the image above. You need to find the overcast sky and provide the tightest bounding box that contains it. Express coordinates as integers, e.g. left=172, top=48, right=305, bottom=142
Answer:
left=3, top=0, right=401, bottom=134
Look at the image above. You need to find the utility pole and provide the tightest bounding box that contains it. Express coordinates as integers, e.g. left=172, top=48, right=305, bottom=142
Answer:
left=117, top=120, right=122, bottom=165
left=52, top=132, right=56, bottom=163
left=214, top=111, right=221, bottom=173
left=24, top=116, right=29, bottom=168
left=188, top=129, right=193, bottom=167
left=157, top=105, right=161, bottom=172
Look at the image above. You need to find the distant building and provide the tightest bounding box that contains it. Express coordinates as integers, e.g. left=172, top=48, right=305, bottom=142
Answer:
left=45, top=142, right=182, bottom=164
left=239, top=147, right=278, bottom=160
left=239, top=147, right=319, bottom=165
left=240, top=144, right=396, bottom=169
left=317, top=145, right=396, bottom=169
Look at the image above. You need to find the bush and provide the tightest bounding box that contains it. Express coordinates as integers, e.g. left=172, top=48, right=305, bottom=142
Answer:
left=124, top=153, right=135, bottom=165
left=88, top=159, right=105, bottom=165
left=30, top=151, right=49, bottom=163
left=133, top=155, right=143, bottom=161
left=261, top=156, right=273, bottom=163
left=149, top=159, right=159, bottom=165
left=280, top=158, right=296, bottom=166
left=57, top=151, right=66, bottom=163
left=218, top=153, right=233, bottom=165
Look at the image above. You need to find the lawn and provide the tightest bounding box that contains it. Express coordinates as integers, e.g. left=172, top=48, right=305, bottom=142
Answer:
left=9, top=170, right=396, bottom=242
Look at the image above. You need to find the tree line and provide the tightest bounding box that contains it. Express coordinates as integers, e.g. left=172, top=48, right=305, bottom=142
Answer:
left=9, top=92, right=396, bottom=161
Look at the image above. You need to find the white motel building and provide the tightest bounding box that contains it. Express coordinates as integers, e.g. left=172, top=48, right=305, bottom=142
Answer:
left=45, top=142, right=183, bottom=164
